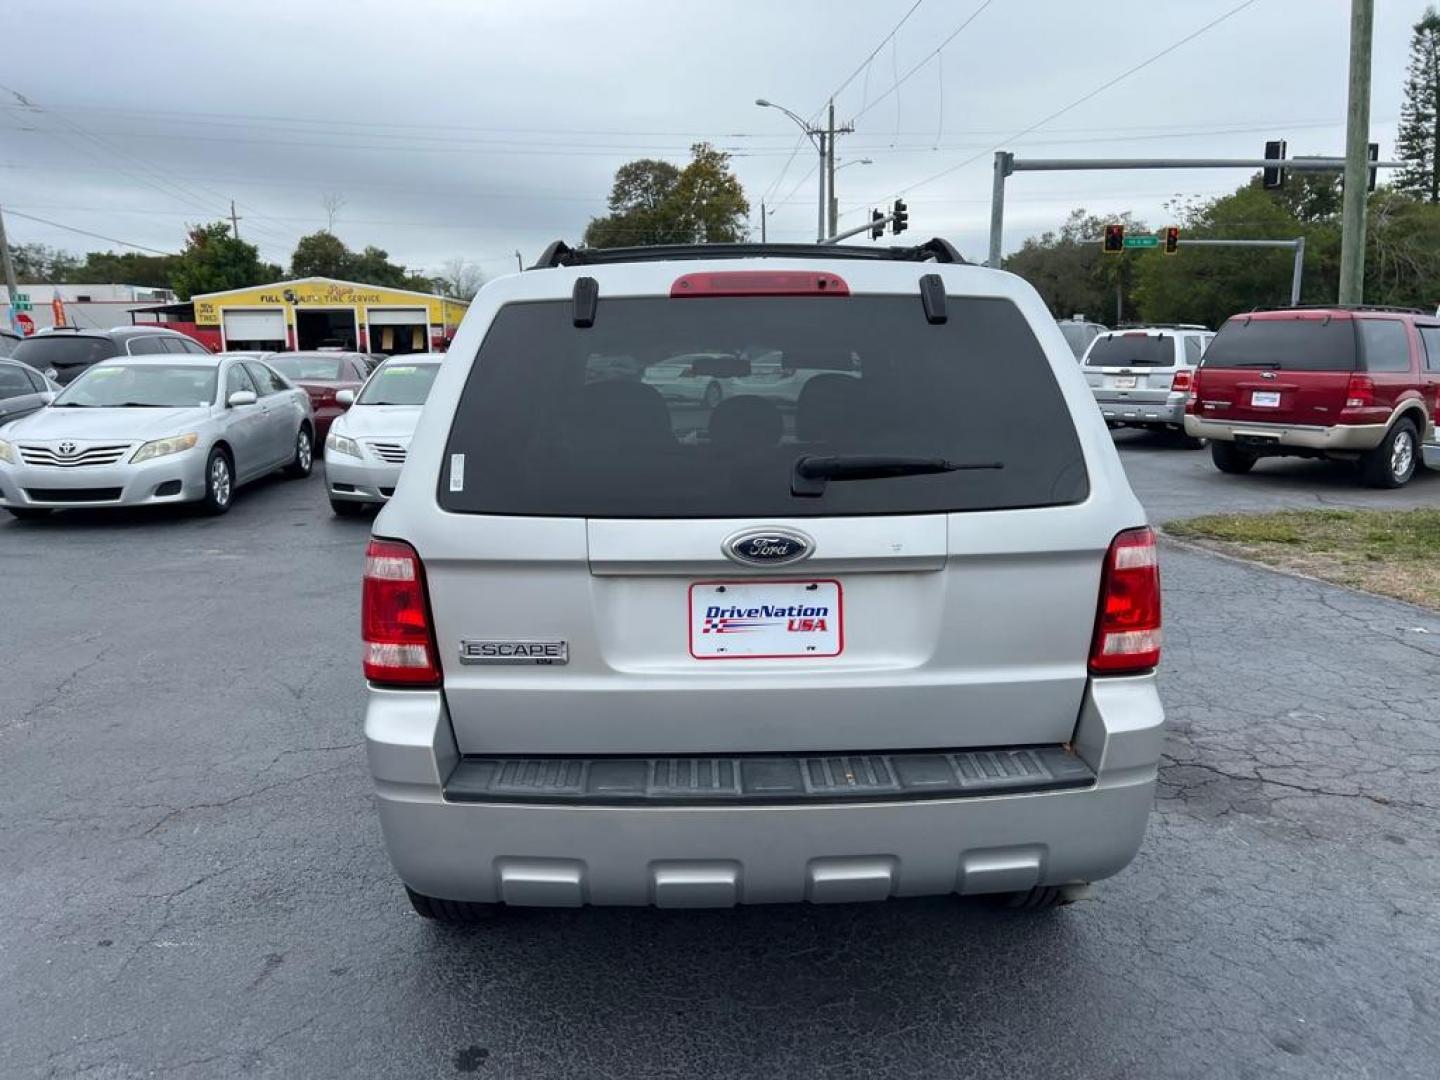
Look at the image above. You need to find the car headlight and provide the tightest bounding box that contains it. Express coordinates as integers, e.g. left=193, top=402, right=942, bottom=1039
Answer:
left=326, top=431, right=361, bottom=458
left=0, top=438, right=13, bottom=464
left=130, top=433, right=199, bottom=464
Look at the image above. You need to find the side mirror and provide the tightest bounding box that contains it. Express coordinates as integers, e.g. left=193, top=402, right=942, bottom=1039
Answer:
left=335, top=388, right=355, bottom=406
left=227, top=389, right=257, bottom=407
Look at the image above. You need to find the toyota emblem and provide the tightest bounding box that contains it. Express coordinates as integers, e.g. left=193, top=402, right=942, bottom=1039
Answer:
left=58, top=441, right=78, bottom=456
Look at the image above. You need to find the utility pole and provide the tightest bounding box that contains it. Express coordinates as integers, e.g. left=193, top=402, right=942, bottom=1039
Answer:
left=816, top=128, right=828, bottom=243
left=0, top=205, right=20, bottom=334
left=229, top=199, right=242, bottom=240
left=760, top=200, right=767, bottom=243
left=1338, top=0, right=1374, bottom=305
left=824, top=100, right=856, bottom=238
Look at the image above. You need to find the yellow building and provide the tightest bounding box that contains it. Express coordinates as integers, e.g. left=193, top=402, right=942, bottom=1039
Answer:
left=190, top=277, right=470, bottom=355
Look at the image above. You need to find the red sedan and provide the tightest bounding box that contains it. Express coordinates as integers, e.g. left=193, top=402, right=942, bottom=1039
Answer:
left=265, top=352, right=377, bottom=442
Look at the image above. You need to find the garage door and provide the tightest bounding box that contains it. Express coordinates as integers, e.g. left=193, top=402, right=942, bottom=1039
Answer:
left=223, top=310, right=287, bottom=346
left=367, top=307, right=427, bottom=326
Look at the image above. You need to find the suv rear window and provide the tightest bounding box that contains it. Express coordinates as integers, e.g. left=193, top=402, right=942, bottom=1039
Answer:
left=439, top=295, right=1088, bottom=518
left=12, top=336, right=118, bottom=370
left=1202, top=317, right=1358, bottom=372
left=1085, top=335, right=1174, bottom=367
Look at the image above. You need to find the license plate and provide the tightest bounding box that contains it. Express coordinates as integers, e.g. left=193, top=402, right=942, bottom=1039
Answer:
left=1110, top=375, right=1137, bottom=389
left=1251, top=391, right=1282, bottom=408
left=689, top=579, right=843, bottom=659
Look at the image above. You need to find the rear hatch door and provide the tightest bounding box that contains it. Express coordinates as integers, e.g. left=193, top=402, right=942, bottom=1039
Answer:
left=421, top=279, right=1111, bottom=757
left=10, top=336, right=118, bottom=385
left=1084, top=332, right=1178, bottom=402
left=1196, top=313, right=1357, bottom=426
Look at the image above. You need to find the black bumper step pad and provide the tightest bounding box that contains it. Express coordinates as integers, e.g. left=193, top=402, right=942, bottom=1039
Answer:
left=443, top=747, right=1095, bottom=806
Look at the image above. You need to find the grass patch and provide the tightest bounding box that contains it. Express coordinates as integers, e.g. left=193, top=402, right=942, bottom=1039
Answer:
left=1163, top=510, right=1440, bottom=610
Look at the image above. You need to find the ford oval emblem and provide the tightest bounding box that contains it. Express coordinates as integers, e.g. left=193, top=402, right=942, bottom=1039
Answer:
left=723, top=528, right=814, bottom=567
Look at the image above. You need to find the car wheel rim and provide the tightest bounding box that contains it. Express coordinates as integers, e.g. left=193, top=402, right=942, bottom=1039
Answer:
left=211, top=458, right=231, bottom=505
left=1392, top=431, right=1414, bottom=479
left=298, top=432, right=312, bottom=470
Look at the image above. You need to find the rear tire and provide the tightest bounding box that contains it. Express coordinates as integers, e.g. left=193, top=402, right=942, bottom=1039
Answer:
left=329, top=497, right=367, bottom=518
left=1210, top=441, right=1257, bottom=475
left=6, top=507, right=52, bottom=521
left=992, top=885, right=1069, bottom=912
left=200, top=449, right=234, bottom=515
left=1360, top=417, right=1418, bottom=489
left=406, top=887, right=502, bottom=925
left=284, top=426, right=313, bottom=479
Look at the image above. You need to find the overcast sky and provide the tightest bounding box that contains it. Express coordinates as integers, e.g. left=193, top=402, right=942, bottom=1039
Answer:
left=0, top=0, right=1424, bottom=281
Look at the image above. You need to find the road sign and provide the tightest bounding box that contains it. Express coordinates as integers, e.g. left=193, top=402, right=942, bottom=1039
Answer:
left=15, top=312, right=35, bottom=335
left=11, top=293, right=31, bottom=312
left=1123, top=235, right=1160, bottom=249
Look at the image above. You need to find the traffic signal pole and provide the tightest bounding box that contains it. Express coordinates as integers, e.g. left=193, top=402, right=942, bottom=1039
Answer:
left=0, top=205, right=20, bottom=334
left=986, top=153, right=1398, bottom=270
left=1085, top=235, right=1308, bottom=306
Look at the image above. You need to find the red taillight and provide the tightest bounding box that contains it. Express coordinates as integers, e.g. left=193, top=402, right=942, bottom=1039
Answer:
left=1170, top=369, right=1193, bottom=393
left=362, top=538, right=441, bottom=686
left=1344, top=373, right=1375, bottom=409
left=1184, top=368, right=1203, bottom=413
left=1089, top=528, right=1162, bottom=676
left=670, top=271, right=850, bottom=298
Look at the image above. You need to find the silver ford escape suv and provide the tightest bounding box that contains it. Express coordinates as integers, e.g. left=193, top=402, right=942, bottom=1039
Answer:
left=362, top=239, right=1165, bottom=921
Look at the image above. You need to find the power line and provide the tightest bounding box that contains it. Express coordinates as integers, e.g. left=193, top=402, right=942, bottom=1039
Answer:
left=760, top=0, right=927, bottom=206
left=875, top=0, right=1267, bottom=202
left=4, top=209, right=176, bottom=255
left=850, top=0, right=995, bottom=122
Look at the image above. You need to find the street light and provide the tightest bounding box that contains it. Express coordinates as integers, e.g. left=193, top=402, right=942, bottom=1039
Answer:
left=756, top=97, right=827, bottom=242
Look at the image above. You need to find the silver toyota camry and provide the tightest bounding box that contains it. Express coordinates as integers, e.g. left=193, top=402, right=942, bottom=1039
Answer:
left=323, top=355, right=441, bottom=516
left=0, top=353, right=314, bottom=520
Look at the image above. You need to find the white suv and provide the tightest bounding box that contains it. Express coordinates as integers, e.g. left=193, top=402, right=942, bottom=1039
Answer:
left=1084, top=325, right=1214, bottom=441
left=361, top=240, right=1165, bottom=921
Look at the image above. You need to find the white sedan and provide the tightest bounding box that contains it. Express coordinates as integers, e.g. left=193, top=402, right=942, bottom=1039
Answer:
left=323, top=355, right=442, bottom=516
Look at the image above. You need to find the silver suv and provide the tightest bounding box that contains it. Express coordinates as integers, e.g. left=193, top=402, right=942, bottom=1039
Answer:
left=1084, top=325, right=1214, bottom=441
left=362, top=240, right=1165, bottom=920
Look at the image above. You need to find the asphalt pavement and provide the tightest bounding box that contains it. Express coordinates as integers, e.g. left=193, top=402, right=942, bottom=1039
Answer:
left=2, top=443, right=1438, bottom=1079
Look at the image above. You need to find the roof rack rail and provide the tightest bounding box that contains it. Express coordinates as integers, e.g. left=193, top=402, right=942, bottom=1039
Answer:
left=1113, top=322, right=1210, bottom=331
left=528, top=238, right=965, bottom=270
left=1257, top=303, right=1426, bottom=315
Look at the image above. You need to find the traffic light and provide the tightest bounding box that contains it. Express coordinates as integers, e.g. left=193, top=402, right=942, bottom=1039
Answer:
left=1368, top=142, right=1380, bottom=192
left=892, top=198, right=908, bottom=236
left=1163, top=226, right=1180, bottom=255
left=1103, top=223, right=1125, bottom=254
left=1263, top=139, right=1287, bottom=189
left=870, top=209, right=885, bottom=240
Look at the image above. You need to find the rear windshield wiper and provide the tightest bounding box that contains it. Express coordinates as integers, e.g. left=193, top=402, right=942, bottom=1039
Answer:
left=792, top=454, right=1003, bottom=497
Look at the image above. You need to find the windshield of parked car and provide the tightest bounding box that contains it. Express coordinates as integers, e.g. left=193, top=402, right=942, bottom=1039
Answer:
left=1057, top=322, right=1096, bottom=358
left=12, top=335, right=118, bottom=370
left=1085, top=334, right=1174, bottom=367
left=439, top=295, right=1088, bottom=518
left=51, top=363, right=217, bottom=408
left=268, top=355, right=344, bottom=381
left=357, top=362, right=440, bottom=406
left=1202, top=317, right=1359, bottom=371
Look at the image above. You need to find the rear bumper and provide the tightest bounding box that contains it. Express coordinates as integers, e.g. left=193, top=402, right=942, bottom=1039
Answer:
left=0, top=451, right=206, bottom=509
left=1183, top=415, right=1386, bottom=451
left=365, top=676, right=1164, bottom=907
left=1093, top=391, right=1186, bottom=426
left=324, top=454, right=399, bottom=503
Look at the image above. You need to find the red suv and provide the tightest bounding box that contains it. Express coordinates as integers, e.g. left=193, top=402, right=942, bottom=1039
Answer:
left=1184, top=306, right=1440, bottom=488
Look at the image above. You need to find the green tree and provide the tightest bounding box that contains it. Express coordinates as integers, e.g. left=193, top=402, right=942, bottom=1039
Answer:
left=1365, top=191, right=1440, bottom=306
left=1003, top=209, right=1148, bottom=324
left=290, top=230, right=350, bottom=278
left=73, top=251, right=177, bottom=289
left=1396, top=6, right=1440, bottom=202
left=584, top=143, right=749, bottom=247
left=169, top=223, right=277, bottom=300
left=10, top=243, right=81, bottom=282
